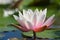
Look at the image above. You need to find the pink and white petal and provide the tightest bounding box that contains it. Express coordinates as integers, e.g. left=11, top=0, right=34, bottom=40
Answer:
left=42, top=8, right=47, bottom=22
left=13, top=15, right=30, bottom=31
left=19, top=14, right=32, bottom=30
left=13, top=13, right=31, bottom=31
left=13, top=15, right=26, bottom=29
left=36, top=9, right=42, bottom=25
left=24, top=21, right=33, bottom=30
left=38, top=8, right=47, bottom=24
left=22, top=9, right=30, bottom=21
left=27, top=9, right=33, bottom=18
left=23, top=9, right=30, bottom=19
left=25, top=12, right=31, bottom=21
left=13, top=15, right=26, bottom=28
left=43, top=14, right=55, bottom=27
left=39, top=8, right=47, bottom=21
left=36, top=14, right=46, bottom=27
left=19, top=27, right=30, bottom=32
left=19, top=12, right=26, bottom=27
left=32, top=13, right=37, bottom=26
left=27, top=9, right=34, bottom=21
left=36, top=8, right=47, bottom=27
left=11, top=23, right=30, bottom=32
left=28, top=9, right=34, bottom=23
left=18, top=10, right=33, bottom=29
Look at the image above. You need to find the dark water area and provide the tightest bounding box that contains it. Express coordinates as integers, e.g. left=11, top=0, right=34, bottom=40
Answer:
left=0, top=30, right=22, bottom=40
left=0, top=29, right=60, bottom=40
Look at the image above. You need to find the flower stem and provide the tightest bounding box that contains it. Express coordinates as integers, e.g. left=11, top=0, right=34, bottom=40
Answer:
left=33, top=31, right=36, bottom=40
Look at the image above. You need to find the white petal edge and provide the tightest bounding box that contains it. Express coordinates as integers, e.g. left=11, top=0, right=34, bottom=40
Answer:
left=42, top=8, right=47, bottom=15
left=13, top=15, right=19, bottom=20
left=42, top=8, right=47, bottom=21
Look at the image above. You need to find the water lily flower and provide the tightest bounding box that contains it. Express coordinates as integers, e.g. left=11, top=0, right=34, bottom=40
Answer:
left=3, top=9, right=19, bottom=17
left=0, top=0, right=13, bottom=4
left=13, top=8, right=55, bottom=32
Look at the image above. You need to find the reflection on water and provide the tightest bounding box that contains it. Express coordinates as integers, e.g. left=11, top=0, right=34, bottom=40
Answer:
left=0, top=29, right=60, bottom=40
left=0, top=30, right=22, bottom=40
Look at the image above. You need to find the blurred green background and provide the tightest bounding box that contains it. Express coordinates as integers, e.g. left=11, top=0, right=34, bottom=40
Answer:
left=0, top=0, right=60, bottom=38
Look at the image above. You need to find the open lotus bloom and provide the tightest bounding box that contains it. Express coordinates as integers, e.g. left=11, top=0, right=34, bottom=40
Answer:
left=13, top=8, right=55, bottom=32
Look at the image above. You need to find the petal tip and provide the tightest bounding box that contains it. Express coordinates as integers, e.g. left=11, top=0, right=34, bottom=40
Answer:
left=44, top=8, right=47, bottom=12
left=13, top=15, right=18, bottom=20
left=35, top=8, right=38, bottom=10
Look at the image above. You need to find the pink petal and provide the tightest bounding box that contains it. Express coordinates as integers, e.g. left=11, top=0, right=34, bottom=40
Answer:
left=32, top=13, right=37, bottom=26
left=33, top=25, right=47, bottom=32
left=43, top=14, right=55, bottom=27
left=24, top=21, right=33, bottom=30
left=11, top=24, right=30, bottom=32
left=36, top=14, right=46, bottom=28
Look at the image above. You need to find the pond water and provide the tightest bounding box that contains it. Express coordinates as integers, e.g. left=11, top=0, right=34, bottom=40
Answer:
left=0, top=26, right=60, bottom=40
left=0, top=30, right=22, bottom=40
left=0, top=32, right=60, bottom=40
left=0, top=37, right=60, bottom=40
